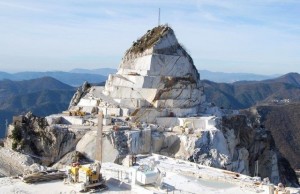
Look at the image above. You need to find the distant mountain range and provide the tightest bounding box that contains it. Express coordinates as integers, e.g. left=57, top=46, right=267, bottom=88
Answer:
left=0, top=69, right=280, bottom=85
left=0, top=70, right=108, bottom=86
left=1, top=70, right=300, bottom=175
left=0, top=77, right=75, bottom=137
left=199, top=70, right=279, bottom=83
left=252, top=103, right=300, bottom=170
left=203, top=72, right=300, bottom=109
left=69, top=68, right=116, bottom=76
left=0, top=71, right=299, bottom=139
left=202, top=72, right=300, bottom=170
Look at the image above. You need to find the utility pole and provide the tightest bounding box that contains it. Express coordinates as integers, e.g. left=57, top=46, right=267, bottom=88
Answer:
left=158, top=8, right=161, bottom=26
left=5, top=119, right=8, bottom=138
left=254, top=142, right=259, bottom=177
left=95, top=111, right=103, bottom=163
left=255, top=160, right=259, bottom=177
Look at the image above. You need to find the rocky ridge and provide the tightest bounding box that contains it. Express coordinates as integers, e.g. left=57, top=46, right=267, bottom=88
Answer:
left=4, top=112, right=87, bottom=166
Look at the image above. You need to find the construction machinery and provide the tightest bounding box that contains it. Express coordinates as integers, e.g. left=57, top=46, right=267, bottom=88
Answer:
left=63, top=107, right=86, bottom=116
left=66, top=162, right=106, bottom=192
left=65, top=112, right=106, bottom=192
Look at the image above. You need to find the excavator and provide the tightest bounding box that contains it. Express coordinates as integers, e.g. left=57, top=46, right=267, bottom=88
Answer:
left=63, top=107, right=86, bottom=116
left=66, top=162, right=105, bottom=192
left=65, top=112, right=106, bottom=192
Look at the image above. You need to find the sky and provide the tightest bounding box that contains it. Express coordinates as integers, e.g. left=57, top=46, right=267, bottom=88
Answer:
left=0, top=0, right=299, bottom=75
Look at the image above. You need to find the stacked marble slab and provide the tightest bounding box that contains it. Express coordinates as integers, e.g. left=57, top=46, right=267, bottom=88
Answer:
left=102, top=25, right=205, bottom=123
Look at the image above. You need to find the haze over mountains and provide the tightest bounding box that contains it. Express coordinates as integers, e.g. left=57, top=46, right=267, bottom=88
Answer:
left=203, top=72, right=300, bottom=170
left=203, top=72, right=300, bottom=109
left=253, top=103, right=300, bottom=169
left=1, top=70, right=300, bottom=170
left=200, top=70, right=278, bottom=83
left=0, top=70, right=108, bottom=86
left=69, top=68, right=116, bottom=75
left=0, top=68, right=278, bottom=86
left=0, top=70, right=298, bottom=138
left=0, top=77, right=75, bottom=137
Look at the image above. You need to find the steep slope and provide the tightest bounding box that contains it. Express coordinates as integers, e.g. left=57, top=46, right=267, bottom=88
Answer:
left=221, top=113, right=298, bottom=186
left=0, top=77, right=75, bottom=138
left=0, top=72, right=10, bottom=79
left=82, top=24, right=205, bottom=123
left=203, top=73, right=300, bottom=172
left=0, top=77, right=72, bottom=95
left=253, top=103, right=300, bottom=170
left=234, top=72, right=300, bottom=86
left=67, top=25, right=299, bottom=186
left=203, top=73, right=300, bottom=109
left=4, top=113, right=84, bottom=166
left=0, top=90, right=74, bottom=113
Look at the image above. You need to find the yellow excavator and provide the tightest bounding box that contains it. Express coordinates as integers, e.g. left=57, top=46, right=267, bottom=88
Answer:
left=66, top=112, right=106, bottom=192
left=66, top=162, right=105, bottom=192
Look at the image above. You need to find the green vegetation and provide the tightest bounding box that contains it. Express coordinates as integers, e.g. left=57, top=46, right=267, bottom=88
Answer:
left=203, top=74, right=300, bottom=109
left=0, top=77, right=76, bottom=138
left=130, top=25, right=169, bottom=54
left=12, top=142, right=18, bottom=150
left=10, top=125, right=22, bottom=150
left=255, top=103, right=300, bottom=169
left=11, top=126, right=22, bottom=142
left=162, top=76, right=196, bottom=88
left=203, top=72, right=300, bottom=171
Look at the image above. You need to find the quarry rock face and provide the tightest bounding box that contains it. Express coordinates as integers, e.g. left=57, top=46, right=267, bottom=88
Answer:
left=62, top=25, right=300, bottom=186
left=221, top=114, right=298, bottom=186
left=189, top=128, right=230, bottom=169
left=5, top=112, right=85, bottom=166
left=3, top=25, right=299, bottom=187
left=0, top=147, right=34, bottom=176
left=93, top=25, right=204, bottom=123
left=69, top=81, right=90, bottom=109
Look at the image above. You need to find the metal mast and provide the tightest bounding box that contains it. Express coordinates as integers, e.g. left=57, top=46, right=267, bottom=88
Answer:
left=158, top=8, right=160, bottom=26
left=95, top=111, right=103, bottom=163
left=5, top=119, right=8, bottom=138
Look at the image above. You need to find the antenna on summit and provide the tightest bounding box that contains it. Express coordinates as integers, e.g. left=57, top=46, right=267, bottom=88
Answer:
left=158, top=8, right=161, bottom=26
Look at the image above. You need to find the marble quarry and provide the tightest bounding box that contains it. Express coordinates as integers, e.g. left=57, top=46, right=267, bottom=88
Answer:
left=69, top=25, right=205, bottom=124
left=3, top=25, right=299, bottom=187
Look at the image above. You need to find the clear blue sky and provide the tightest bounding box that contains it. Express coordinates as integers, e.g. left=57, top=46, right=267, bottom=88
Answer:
left=0, top=0, right=299, bottom=74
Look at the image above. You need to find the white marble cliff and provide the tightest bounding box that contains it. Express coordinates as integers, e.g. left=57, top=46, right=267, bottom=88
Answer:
left=69, top=25, right=205, bottom=124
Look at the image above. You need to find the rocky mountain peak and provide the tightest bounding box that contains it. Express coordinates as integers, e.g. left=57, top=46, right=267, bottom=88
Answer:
left=99, top=25, right=205, bottom=122
left=117, top=25, right=199, bottom=80
left=127, top=24, right=175, bottom=54
left=120, top=25, right=197, bottom=80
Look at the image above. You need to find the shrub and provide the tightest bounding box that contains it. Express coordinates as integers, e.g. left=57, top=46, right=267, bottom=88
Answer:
left=12, top=142, right=18, bottom=150
left=11, top=126, right=22, bottom=143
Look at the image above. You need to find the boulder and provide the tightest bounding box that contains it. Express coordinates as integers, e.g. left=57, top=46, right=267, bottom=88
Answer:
left=76, top=130, right=119, bottom=163
left=189, top=129, right=230, bottom=168
left=5, top=113, right=83, bottom=166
